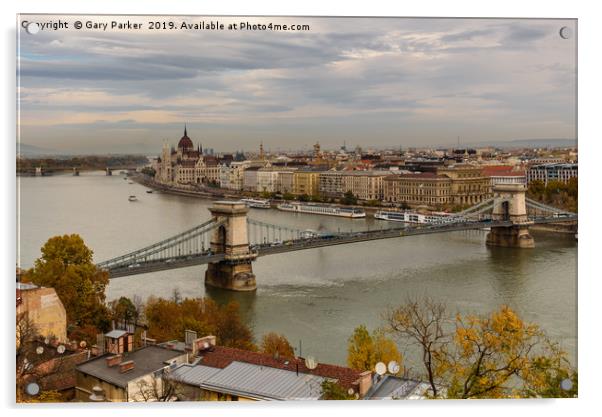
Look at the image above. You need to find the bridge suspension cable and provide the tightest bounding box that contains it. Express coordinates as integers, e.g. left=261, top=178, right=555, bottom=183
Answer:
left=525, top=197, right=575, bottom=215
left=97, top=218, right=225, bottom=270
left=247, top=218, right=307, bottom=245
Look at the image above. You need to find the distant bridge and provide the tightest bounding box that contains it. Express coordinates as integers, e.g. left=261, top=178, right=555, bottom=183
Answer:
left=97, top=184, right=577, bottom=290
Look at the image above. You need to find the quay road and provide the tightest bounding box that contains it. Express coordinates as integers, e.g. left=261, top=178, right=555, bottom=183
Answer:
left=105, top=215, right=576, bottom=278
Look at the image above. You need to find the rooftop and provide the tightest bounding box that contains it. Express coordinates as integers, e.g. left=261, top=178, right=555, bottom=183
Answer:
left=196, top=346, right=362, bottom=389
left=387, top=172, right=449, bottom=180
left=171, top=361, right=327, bottom=401
left=363, top=375, right=430, bottom=400
left=76, top=345, right=186, bottom=388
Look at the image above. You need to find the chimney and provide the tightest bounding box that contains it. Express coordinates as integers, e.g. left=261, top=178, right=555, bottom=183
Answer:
left=90, top=345, right=100, bottom=357
left=119, top=360, right=135, bottom=373
left=357, top=371, right=373, bottom=398
left=191, top=335, right=217, bottom=356
left=105, top=354, right=122, bottom=367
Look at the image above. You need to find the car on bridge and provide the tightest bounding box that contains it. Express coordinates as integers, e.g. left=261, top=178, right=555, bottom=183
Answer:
left=128, top=263, right=141, bottom=269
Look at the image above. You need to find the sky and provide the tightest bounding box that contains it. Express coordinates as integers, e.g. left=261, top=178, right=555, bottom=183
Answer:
left=17, top=16, right=577, bottom=154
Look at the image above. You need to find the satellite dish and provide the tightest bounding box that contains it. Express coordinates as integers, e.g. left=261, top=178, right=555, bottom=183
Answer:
left=375, top=362, right=387, bottom=376
left=80, top=341, right=87, bottom=348
left=304, top=356, right=318, bottom=370
left=44, top=338, right=49, bottom=345
left=387, top=360, right=400, bottom=374
left=36, top=346, right=44, bottom=355
left=57, top=345, right=66, bottom=354
left=347, top=388, right=355, bottom=396
left=25, top=382, right=40, bottom=396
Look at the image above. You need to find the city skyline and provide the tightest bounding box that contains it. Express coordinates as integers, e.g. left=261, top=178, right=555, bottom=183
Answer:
left=18, top=16, right=576, bottom=154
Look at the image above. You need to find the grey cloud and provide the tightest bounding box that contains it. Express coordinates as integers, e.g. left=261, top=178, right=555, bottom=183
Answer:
left=18, top=17, right=577, bottom=151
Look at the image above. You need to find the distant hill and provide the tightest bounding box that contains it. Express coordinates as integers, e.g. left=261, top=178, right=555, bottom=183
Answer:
left=462, top=138, right=577, bottom=149
left=17, top=143, right=68, bottom=158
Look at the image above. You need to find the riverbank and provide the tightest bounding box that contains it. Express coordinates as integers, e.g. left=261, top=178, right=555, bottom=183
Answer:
left=131, top=174, right=577, bottom=232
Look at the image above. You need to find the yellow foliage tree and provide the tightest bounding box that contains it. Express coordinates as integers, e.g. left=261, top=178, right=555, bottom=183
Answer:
left=260, top=332, right=295, bottom=358
left=384, top=299, right=577, bottom=399
left=346, top=324, right=402, bottom=373
left=440, top=305, right=577, bottom=399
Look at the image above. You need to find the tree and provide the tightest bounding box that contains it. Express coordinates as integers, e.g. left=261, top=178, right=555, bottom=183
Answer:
left=144, top=296, right=256, bottom=350
left=347, top=325, right=401, bottom=372
left=22, top=234, right=111, bottom=340
left=384, top=298, right=449, bottom=397
left=521, top=339, right=578, bottom=398
left=260, top=332, right=295, bottom=358
left=140, top=166, right=156, bottom=177
left=320, top=380, right=355, bottom=400
left=299, top=194, right=310, bottom=202
left=385, top=300, right=578, bottom=399
left=110, top=296, right=139, bottom=328
left=341, top=191, right=357, bottom=205
left=527, top=177, right=577, bottom=213
left=441, top=306, right=547, bottom=399
left=283, top=192, right=294, bottom=201
left=132, top=369, right=185, bottom=402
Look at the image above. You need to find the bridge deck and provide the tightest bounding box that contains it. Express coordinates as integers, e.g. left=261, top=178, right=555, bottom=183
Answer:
left=106, top=216, right=575, bottom=278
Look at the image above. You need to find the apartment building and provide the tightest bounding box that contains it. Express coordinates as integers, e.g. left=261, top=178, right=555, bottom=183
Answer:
left=527, top=163, right=578, bottom=185
left=341, top=171, right=389, bottom=201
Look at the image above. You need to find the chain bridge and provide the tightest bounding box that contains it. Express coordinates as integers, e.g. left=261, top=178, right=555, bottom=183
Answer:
left=97, top=184, right=577, bottom=290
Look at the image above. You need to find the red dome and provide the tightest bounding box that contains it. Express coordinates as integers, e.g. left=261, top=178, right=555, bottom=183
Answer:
left=177, top=125, right=193, bottom=150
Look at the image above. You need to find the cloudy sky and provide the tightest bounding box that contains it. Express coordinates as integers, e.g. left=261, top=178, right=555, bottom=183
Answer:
left=17, top=16, right=576, bottom=154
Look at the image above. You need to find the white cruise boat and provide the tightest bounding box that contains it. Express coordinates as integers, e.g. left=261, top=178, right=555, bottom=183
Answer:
left=241, top=198, right=271, bottom=209
left=374, top=210, right=454, bottom=224
left=277, top=202, right=365, bottom=218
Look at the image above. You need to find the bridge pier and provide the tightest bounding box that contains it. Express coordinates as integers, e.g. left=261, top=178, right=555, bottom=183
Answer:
left=486, top=184, right=534, bottom=249
left=205, top=201, right=257, bottom=291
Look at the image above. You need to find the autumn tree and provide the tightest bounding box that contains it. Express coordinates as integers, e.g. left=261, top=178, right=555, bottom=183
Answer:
left=320, top=380, right=355, bottom=400
left=110, top=296, right=139, bottom=328
left=21, top=234, right=111, bottom=342
left=346, top=325, right=402, bottom=373
left=384, top=299, right=578, bottom=399
left=260, top=332, right=295, bottom=358
left=384, top=298, right=449, bottom=397
left=521, top=341, right=578, bottom=398
left=527, top=177, right=577, bottom=213
left=144, top=296, right=256, bottom=350
left=439, top=306, right=545, bottom=398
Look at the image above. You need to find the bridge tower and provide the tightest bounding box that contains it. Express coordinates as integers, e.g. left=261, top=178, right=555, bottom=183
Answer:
left=486, top=183, right=535, bottom=248
left=205, top=201, right=257, bottom=291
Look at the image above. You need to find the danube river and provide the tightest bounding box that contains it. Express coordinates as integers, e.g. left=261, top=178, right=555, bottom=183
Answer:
left=18, top=171, right=577, bottom=367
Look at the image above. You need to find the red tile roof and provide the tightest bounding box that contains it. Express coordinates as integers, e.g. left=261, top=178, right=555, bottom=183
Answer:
left=481, top=165, right=525, bottom=177
left=388, top=172, right=448, bottom=179
left=197, top=346, right=363, bottom=389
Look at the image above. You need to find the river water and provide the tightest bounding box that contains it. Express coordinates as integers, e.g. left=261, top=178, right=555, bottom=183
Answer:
left=17, top=171, right=577, bottom=368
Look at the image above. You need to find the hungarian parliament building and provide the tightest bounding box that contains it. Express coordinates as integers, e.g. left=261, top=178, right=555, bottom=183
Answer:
left=154, top=126, right=224, bottom=186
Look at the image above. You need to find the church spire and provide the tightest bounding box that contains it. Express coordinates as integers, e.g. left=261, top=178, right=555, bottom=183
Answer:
left=184, top=124, right=188, bottom=137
